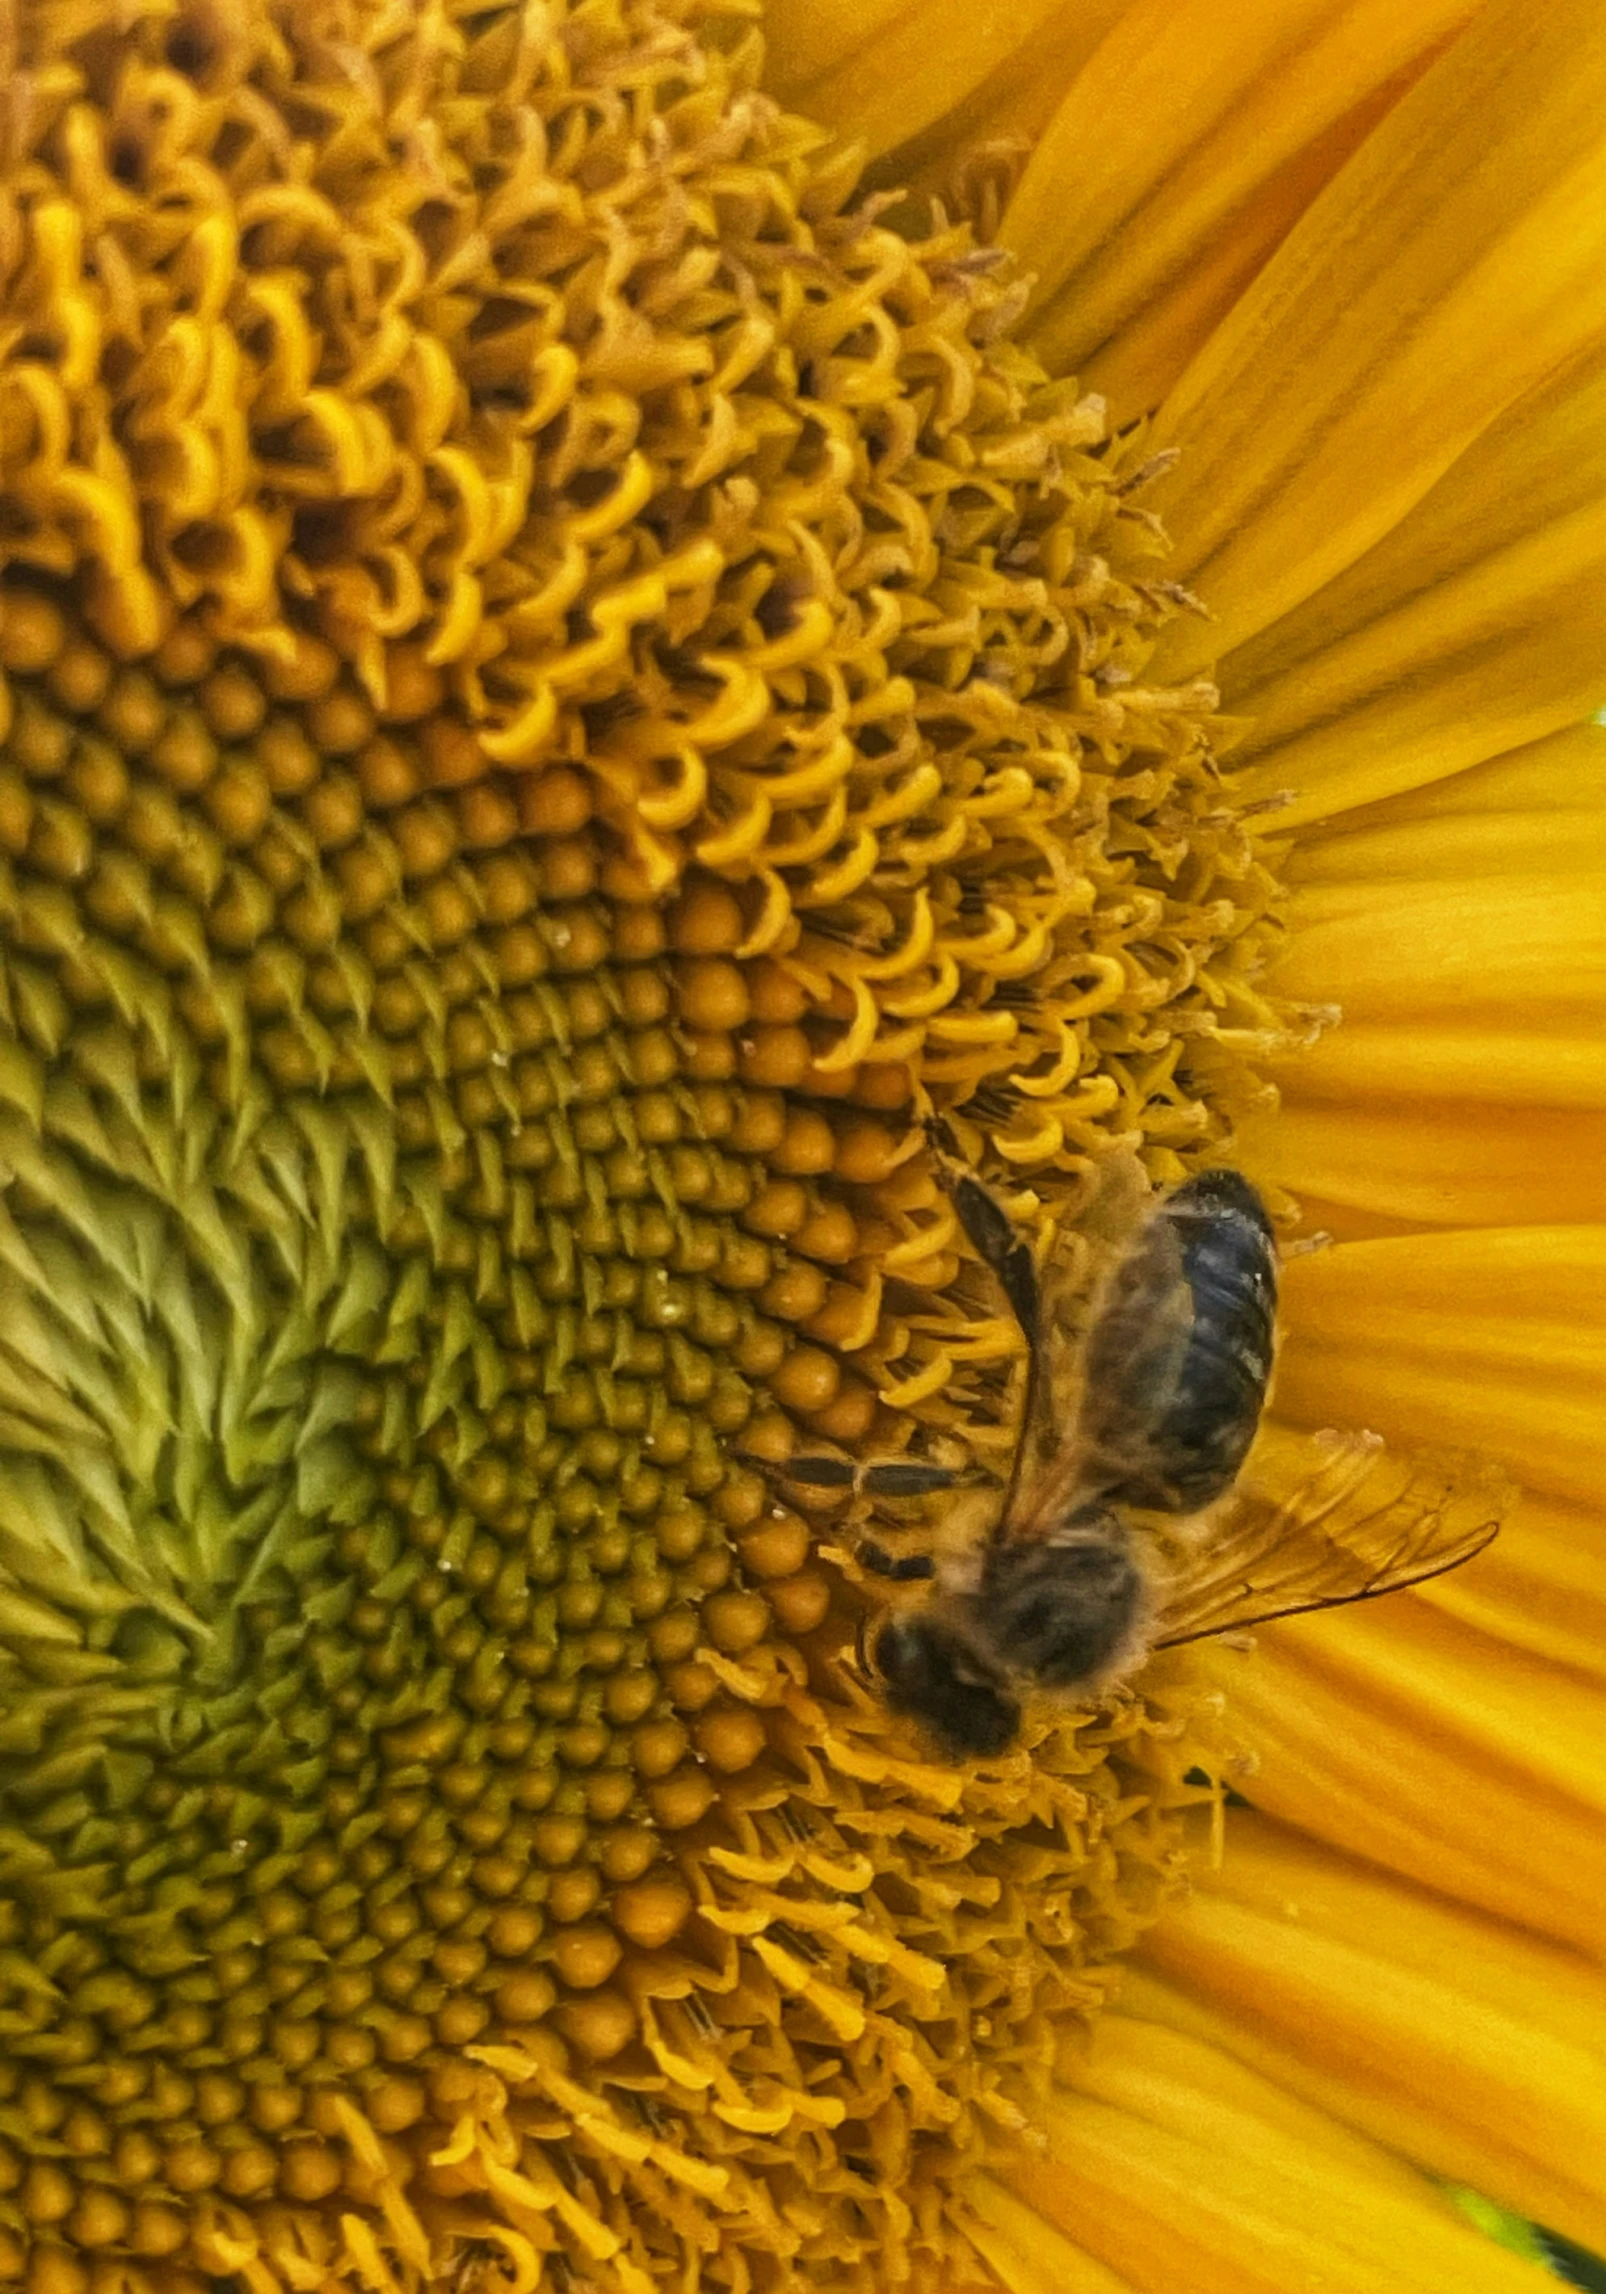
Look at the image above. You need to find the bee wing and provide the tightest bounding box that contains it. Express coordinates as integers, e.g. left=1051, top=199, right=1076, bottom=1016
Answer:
left=1154, top=1426, right=1510, bottom=1648
left=1004, top=1155, right=1195, bottom=1542
left=1070, top=1191, right=1197, bottom=1482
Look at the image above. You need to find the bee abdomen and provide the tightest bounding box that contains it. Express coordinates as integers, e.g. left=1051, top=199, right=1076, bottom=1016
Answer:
left=1095, top=1168, right=1277, bottom=1514
left=1156, top=1169, right=1276, bottom=1509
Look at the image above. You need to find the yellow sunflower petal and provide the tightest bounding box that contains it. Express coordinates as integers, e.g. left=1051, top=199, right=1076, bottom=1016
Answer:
left=1281, top=870, right=1606, bottom=962
left=762, top=0, right=1125, bottom=169
left=761, top=0, right=928, bottom=98
left=999, top=0, right=1474, bottom=406
left=1293, top=721, right=1606, bottom=826
left=1259, top=728, right=1606, bottom=1140
left=1284, top=725, right=1606, bottom=888
left=1132, top=1810, right=1606, bottom=2252
left=962, top=2177, right=1138, bottom=2294
left=1273, top=1227, right=1606, bottom=1506
left=1002, top=2011, right=1561, bottom=2294
left=1267, top=1017, right=1606, bottom=1124
left=1272, top=872, right=1606, bottom=1036
left=1217, top=348, right=1606, bottom=824
left=1218, top=1226, right=1606, bottom=1948
left=1042, top=90, right=1406, bottom=419
left=1416, top=1487, right=1606, bottom=1678
left=1243, top=743, right=1606, bottom=1221
left=1151, top=0, right=1606, bottom=676
left=1242, top=1098, right=1606, bottom=1234
left=1196, top=1579, right=1606, bottom=1954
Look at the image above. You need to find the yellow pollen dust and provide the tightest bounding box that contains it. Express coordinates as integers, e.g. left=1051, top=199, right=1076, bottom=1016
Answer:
left=0, top=2, right=1284, bottom=2291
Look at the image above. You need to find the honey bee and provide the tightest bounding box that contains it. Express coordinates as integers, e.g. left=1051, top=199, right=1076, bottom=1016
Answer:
left=762, top=1151, right=1506, bottom=1759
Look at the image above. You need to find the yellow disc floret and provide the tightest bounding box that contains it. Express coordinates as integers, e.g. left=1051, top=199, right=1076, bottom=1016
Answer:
left=0, top=2, right=1283, bottom=2289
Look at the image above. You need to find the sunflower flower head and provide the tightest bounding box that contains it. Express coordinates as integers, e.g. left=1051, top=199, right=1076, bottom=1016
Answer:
left=0, top=2, right=1292, bottom=2288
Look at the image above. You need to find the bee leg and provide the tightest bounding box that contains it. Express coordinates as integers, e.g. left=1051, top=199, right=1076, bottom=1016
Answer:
left=1284, top=1228, right=1334, bottom=1259
left=858, top=1540, right=937, bottom=1583
left=733, top=1449, right=857, bottom=1492
left=735, top=1451, right=965, bottom=1500
left=922, top=1120, right=1040, bottom=1333
left=859, top=1460, right=962, bottom=1497
left=950, top=1171, right=1040, bottom=1340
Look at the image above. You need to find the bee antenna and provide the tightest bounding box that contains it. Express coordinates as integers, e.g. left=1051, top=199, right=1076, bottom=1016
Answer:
left=851, top=1612, right=880, bottom=1686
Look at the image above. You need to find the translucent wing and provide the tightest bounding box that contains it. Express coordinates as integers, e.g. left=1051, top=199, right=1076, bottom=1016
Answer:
left=1003, top=1154, right=1194, bottom=1543
left=1154, top=1426, right=1509, bottom=1648
left=1070, top=1192, right=1198, bottom=1495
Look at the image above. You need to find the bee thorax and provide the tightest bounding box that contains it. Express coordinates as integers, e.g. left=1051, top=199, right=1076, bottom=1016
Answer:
left=976, top=1529, right=1149, bottom=1691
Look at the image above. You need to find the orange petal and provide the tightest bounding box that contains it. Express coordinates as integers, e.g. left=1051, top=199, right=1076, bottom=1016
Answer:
left=1133, top=1811, right=1606, bottom=2252
left=1150, top=0, right=1606, bottom=676
left=1006, top=2011, right=1562, bottom=2294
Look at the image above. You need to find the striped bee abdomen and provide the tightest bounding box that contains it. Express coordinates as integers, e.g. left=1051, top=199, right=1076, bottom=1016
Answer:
left=1086, top=1169, right=1278, bottom=1515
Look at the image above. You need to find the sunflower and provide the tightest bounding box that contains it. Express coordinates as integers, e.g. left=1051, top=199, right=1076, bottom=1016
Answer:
left=0, top=2, right=1601, bottom=2293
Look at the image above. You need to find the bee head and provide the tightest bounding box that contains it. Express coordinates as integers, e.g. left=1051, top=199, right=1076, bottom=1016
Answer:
left=869, top=1611, right=1021, bottom=1759
left=978, top=1522, right=1148, bottom=1691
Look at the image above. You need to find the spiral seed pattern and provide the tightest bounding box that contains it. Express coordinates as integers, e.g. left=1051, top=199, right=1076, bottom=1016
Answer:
left=0, top=2, right=1284, bottom=2288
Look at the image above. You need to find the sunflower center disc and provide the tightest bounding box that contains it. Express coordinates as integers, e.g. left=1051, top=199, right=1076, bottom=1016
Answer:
left=0, top=2, right=1284, bottom=2287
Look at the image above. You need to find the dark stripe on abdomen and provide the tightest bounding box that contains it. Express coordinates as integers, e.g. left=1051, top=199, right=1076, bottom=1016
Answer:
left=1112, top=1170, right=1277, bottom=1514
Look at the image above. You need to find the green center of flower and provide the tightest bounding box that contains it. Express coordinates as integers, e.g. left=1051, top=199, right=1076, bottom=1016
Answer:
left=0, top=2, right=1285, bottom=2287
